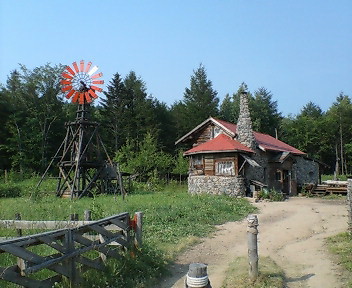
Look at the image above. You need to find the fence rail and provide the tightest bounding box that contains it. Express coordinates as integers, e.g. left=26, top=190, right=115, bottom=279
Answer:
left=0, top=211, right=143, bottom=288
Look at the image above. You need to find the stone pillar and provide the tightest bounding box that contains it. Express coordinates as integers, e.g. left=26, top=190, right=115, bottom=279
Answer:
left=236, top=91, right=256, bottom=150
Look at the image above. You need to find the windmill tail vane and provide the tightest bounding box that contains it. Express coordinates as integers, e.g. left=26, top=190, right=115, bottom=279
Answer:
left=60, top=60, right=104, bottom=104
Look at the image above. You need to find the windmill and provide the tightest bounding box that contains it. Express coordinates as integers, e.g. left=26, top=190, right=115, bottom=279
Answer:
left=38, top=60, right=124, bottom=199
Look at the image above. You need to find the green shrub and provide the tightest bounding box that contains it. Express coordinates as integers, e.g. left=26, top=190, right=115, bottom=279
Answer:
left=0, top=184, right=22, bottom=198
left=322, top=174, right=348, bottom=181
left=257, top=188, right=285, bottom=201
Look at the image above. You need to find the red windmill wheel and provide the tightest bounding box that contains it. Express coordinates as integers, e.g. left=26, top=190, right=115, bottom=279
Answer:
left=60, top=60, right=104, bottom=104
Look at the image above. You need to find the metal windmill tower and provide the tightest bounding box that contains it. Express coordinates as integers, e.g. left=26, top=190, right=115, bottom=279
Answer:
left=38, top=60, right=124, bottom=199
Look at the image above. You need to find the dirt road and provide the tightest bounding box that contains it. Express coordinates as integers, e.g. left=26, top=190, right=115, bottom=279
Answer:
left=159, top=197, right=348, bottom=288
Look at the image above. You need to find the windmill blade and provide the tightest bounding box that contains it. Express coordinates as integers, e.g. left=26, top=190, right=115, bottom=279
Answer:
left=91, top=72, right=103, bottom=79
left=66, top=66, right=76, bottom=76
left=90, top=85, right=103, bottom=92
left=61, top=85, right=73, bottom=92
left=88, top=89, right=98, bottom=99
left=62, top=73, right=73, bottom=79
left=65, top=90, right=75, bottom=99
left=79, top=93, right=85, bottom=104
left=87, top=65, right=99, bottom=76
left=85, top=92, right=92, bottom=103
left=72, top=91, right=80, bottom=103
left=72, top=62, right=79, bottom=73
left=60, top=80, right=72, bottom=85
left=85, top=61, right=92, bottom=73
left=80, top=60, right=85, bottom=72
left=61, top=60, right=104, bottom=103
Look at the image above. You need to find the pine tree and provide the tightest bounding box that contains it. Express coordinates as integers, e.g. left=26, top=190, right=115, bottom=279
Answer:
left=101, top=72, right=127, bottom=153
left=101, top=71, right=169, bottom=155
left=183, top=64, right=219, bottom=131
left=250, top=87, right=282, bottom=136
left=219, top=93, right=234, bottom=122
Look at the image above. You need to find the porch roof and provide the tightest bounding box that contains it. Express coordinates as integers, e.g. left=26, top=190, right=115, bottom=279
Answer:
left=184, top=133, right=254, bottom=155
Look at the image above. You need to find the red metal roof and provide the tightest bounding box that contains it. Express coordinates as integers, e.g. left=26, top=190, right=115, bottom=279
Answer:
left=181, top=117, right=305, bottom=156
left=184, top=133, right=254, bottom=155
left=213, top=118, right=305, bottom=155
left=254, top=131, right=305, bottom=154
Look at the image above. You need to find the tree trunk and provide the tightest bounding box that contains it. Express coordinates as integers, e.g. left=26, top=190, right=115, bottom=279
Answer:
left=334, top=144, right=339, bottom=180
left=14, top=121, right=23, bottom=175
left=340, top=117, right=344, bottom=175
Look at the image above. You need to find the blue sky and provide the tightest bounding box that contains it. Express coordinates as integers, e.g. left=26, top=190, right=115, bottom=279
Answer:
left=1, top=1, right=351, bottom=116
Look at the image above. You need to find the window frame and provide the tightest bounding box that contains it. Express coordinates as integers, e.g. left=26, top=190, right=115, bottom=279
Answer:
left=215, top=160, right=234, bottom=176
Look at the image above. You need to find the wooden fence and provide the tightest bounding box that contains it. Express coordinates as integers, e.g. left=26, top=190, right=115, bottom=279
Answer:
left=0, top=211, right=143, bottom=288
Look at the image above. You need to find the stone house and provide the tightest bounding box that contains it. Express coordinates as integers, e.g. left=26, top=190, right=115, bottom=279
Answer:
left=175, top=92, right=319, bottom=197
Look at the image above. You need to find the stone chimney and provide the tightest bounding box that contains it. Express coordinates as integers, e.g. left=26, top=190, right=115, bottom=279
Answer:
left=236, top=91, right=256, bottom=150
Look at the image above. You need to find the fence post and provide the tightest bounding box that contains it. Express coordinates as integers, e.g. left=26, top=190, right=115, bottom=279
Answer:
left=15, top=213, right=22, bottom=237
left=64, top=229, right=77, bottom=285
left=134, top=212, right=143, bottom=249
left=247, top=214, right=259, bottom=282
left=84, top=210, right=92, bottom=221
left=15, top=213, right=26, bottom=276
left=348, top=180, right=352, bottom=235
left=70, top=213, right=79, bottom=221
left=185, top=263, right=211, bottom=288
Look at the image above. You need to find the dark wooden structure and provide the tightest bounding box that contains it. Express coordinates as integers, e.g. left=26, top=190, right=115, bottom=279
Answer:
left=38, top=103, right=124, bottom=199
left=0, top=211, right=143, bottom=287
left=308, top=180, right=348, bottom=196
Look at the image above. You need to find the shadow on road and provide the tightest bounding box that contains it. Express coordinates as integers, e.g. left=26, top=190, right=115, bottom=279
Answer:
left=285, top=273, right=315, bottom=283
left=159, top=262, right=189, bottom=288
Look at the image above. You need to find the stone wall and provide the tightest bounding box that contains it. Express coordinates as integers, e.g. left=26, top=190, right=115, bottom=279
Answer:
left=188, top=175, right=246, bottom=196
left=293, top=157, right=319, bottom=185
left=244, top=150, right=267, bottom=183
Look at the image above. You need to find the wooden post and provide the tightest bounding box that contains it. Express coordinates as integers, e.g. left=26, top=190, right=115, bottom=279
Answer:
left=185, top=263, right=211, bottom=288
left=15, top=213, right=26, bottom=276
left=247, top=214, right=259, bottom=282
left=99, top=234, right=107, bottom=262
left=134, top=212, right=143, bottom=249
left=64, top=229, right=77, bottom=285
left=15, top=213, right=22, bottom=237
left=348, top=180, right=352, bottom=235
left=84, top=210, right=91, bottom=221
left=70, top=213, right=79, bottom=221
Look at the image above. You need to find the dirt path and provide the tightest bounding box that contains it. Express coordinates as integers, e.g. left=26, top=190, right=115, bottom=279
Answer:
left=158, top=197, right=348, bottom=288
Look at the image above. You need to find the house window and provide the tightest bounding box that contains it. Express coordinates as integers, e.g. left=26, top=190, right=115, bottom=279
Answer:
left=193, top=155, right=203, bottom=166
left=275, top=170, right=282, bottom=181
left=212, top=126, right=221, bottom=138
left=216, top=161, right=234, bottom=176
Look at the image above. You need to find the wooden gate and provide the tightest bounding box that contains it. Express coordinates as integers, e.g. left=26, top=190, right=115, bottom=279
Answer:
left=0, top=212, right=142, bottom=288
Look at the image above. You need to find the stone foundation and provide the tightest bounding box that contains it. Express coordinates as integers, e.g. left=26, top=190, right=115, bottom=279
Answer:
left=188, top=175, right=246, bottom=197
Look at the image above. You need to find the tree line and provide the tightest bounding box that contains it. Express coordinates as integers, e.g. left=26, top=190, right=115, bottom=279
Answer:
left=0, top=63, right=351, bottom=180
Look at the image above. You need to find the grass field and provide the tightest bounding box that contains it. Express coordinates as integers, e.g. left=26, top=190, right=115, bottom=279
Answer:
left=326, top=232, right=352, bottom=287
left=0, top=179, right=256, bottom=287
left=222, top=256, right=285, bottom=288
